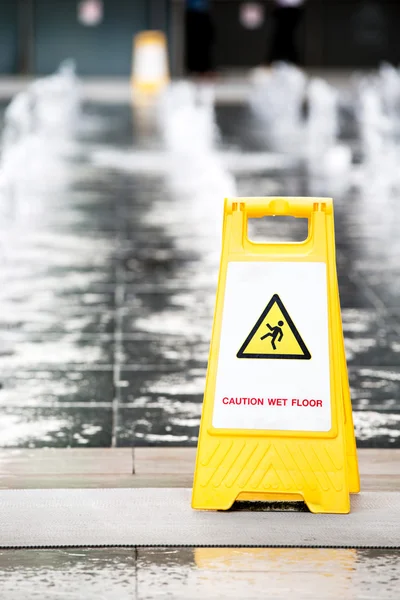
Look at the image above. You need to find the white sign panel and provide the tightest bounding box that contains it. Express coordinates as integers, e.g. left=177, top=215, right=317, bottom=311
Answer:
left=212, top=261, right=331, bottom=432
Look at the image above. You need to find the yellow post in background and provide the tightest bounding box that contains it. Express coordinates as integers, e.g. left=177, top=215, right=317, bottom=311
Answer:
left=192, top=197, right=360, bottom=514
left=131, top=31, right=169, bottom=100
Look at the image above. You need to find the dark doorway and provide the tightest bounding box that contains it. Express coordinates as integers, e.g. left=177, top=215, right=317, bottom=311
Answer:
left=0, top=0, right=18, bottom=74
left=34, top=0, right=148, bottom=75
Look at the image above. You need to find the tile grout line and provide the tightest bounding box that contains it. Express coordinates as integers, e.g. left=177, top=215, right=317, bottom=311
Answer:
left=111, top=197, right=126, bottom=450
left=111, top=268, right=125, bottom=448
left=134, top=545, right=139, bottom=599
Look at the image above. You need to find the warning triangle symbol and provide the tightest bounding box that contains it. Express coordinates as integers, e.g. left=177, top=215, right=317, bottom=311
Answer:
left=237, top=294, right=311, bottom=360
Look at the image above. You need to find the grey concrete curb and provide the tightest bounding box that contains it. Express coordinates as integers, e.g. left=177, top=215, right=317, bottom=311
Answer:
left=0, top=489, right=399, bottom=548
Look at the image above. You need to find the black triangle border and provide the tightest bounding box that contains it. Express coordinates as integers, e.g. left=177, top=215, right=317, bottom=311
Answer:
left=236, top=293, right=312, bottom=360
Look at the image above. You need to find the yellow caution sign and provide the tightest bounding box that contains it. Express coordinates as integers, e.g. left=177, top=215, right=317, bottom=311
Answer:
left=192, top=197, right=360, bottom=514
left=132, top=31, right=169, bottom=96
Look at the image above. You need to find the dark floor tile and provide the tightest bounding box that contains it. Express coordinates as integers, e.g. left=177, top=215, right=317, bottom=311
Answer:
left=121, top=310, right=212, bottom=340
left=118, top=367, right=206, bottom=403
left=123, top=262, right=208, bottom=289
left=120, top=236, right=219, bottom=287
left=0, top=334, right=114, bottom=368
left=28, top=211, right=119, bottom=234
left=335, top=250, right=350, bottom=272
left=0, top=289, right=115, bottom=312
left=62, top=193, right=119, bottom=210
left=4, top=254, right=117, bottom=273
left=338, top=275, right=375, bottom=309
left=81, top=102, right=134, bottom=146
left=0, top=370, right=114, bottom=407
left=388, top=308, right=400, bottom=324
left=117, top=406, right=200, bottom=447
left=342, top=309, right=400, bottom=367
left=0, top=406, right=112, bottom=448
left=216, top=103, right=257, bottom=150
left=125, top=281, right=216, bottom=316
left=361, top=271, right=400, bottom=309
left=123, top=278, right=217, bottom=293
left=0, top=309, right=115, bottom=335
left=120, top=244, right=200, bottom=287
left=354, top=411, right=400, bottom=448
left=49, top=266, right=118, bottom=286
left=0, top=264, right=117, bottom=288
left=349, top=367, right=400, bottom=411
left=0, top=548, right=136, bottom=597
left=352, top=257, right=400, bottom=276
left=121, top=289, right=214, bottom=336
left=120, top=336, right=208, bottom=369
left=3, top=229, right=116, bottom=256
left=337, top=239, right=400, bottom=270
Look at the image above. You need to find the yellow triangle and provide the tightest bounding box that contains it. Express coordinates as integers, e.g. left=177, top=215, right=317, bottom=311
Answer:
left=237, top=294, right=311, bottom=360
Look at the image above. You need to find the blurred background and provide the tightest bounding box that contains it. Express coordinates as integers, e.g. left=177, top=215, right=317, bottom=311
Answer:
left=1, top=0, right=400, bottom=75
left=0, top=0, right=399, bottom=452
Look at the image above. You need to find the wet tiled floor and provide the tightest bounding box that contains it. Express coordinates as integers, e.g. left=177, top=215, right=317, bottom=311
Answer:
left=0, top=93, right=399, bottom=448
left=0, top=547, right=399, bottom=599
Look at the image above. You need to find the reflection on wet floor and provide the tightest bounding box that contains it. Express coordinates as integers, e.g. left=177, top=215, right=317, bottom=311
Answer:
left=0, top=547, right=399, bottom=599
left=0, top=96, right=399, bottom=448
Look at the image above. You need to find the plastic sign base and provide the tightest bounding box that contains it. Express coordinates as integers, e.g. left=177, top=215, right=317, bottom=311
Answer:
left=192, top=197, right=360, bottom=514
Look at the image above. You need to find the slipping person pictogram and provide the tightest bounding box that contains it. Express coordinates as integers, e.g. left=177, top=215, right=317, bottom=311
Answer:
left=237, top=294, right=311, bottom=359
left=260, top=320, right=284, bottom=350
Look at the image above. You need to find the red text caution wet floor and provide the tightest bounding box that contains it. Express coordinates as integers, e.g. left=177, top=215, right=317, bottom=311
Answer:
left=221, top=397, right=323, bottom=407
